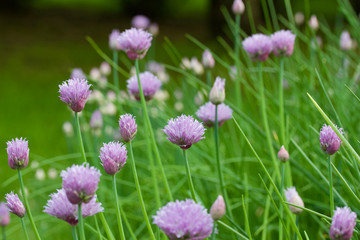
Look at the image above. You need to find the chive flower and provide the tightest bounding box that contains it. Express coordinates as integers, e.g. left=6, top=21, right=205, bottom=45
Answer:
left=109, top=29, right=121, bottom=50
left=71, top=68, right=86, bottom=80
left=232, top=0, right=245, bottom=15
left=127, top=71, right=162, bottom=101
left=5, top=192, right=26, bottom=218
left=7, top=137, right=29, bottom=170
left=90, top=110, right=103, bottom=130
left=330, top=206, right=357, bottom=240
left=271, top=30, right=296, bottom=57
left=59, top=78, right=92, bottom=112
left=277, top=145, right=289, bottom=162
left=99, top=141, right=127, bottom=175
left=210, top=195, right=225, bottom=221
left=131, top=15, right=150, bottom=29
left=196, top=102, right=232, bottom=128
left=202, top=50, right=215, bottom=69
left=209, top=77, right=225, bottom=105
left=319, top=124, right=343, bottom=155
left=118, top=28, right=152, bottom=60
left=0, top=202, right=10, bottom=226
left=119, top=114, right=137, bottom=142
left=242, top=34, right=272, bottom=61
left=340, top=31, right=353, bottom=51
left=284, top=187, right=304, bottom=215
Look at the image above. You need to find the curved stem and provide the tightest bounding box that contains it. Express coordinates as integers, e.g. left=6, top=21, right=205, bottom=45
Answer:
left=20, top=218, right=29, bottom=240
left=329, top=155, right=334, bottom=216
left=129, top=141, right=156, bottom=240
left=113, top=175, right=126, bottom=239
left=93, top=215, right=101, bottom=240
left=183, top=150, right=197, bottom=201
left=78, top=203, right=86, bottom=240
left=2, top=226, right=5, bottom=240
left=278, top=58, right=285, bottom=146
left=18, top=170, right=41, bottom=240
left=71, top=226, right=78, bottom=240
left=112, top=50, right=119, bottom=90
left=98, top=212, right=115, bottom=240
left=74, top=112, right=87, bottom=163
left=134, top=59, right=173, bottom=201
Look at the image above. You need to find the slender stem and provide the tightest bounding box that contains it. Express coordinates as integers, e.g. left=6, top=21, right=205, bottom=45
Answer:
left=278, top=58, right=285, bottom=146
left=329, top=155, right=334, bottom=216
left=93, top=216, right=101, bottom=240
left=112, top=50, right=119, bottom=90
left=279, top=163, right=285, bottom=240
left=211, top=222, right=216, bottom=240
left=234, top=14, right=242, bottom=109
left=78, top=203, right=86, bottom=240
left=129, top=141, right=156, bottom=240
left=74, top=112, right=87, bottom=163
left=294, top=216, right=299, bottom=240
left=217, top=220, right=249, bottom=239
left=134, top=59, right=173, bottom=201
left=71, top=226, right=78, bottom=240
left=2, top=226, right=5, bottom=240
left=183, top=150, right=197, bottom=201
left=98, top=212, right=115, bottom=240
left=20, top=218, right=29, bottom=240
left=113, top=175, right=126, bottom=239
left=206, top=69, right=212, bottom=87
left=17, top=170, right=41, bottom=240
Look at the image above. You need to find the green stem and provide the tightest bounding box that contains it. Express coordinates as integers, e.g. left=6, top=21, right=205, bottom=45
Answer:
left=71, top=226, right=78, bottom=240
left=134, top=59, right=173, bottom=201
left=113, top=51, right=119, bottom=90
left=278, top=58, right=285, bottom=146
left=183, top=150, right=197, bottom=201
left=93, top=216, right=101, bottom=240
left=98, top=212, right=115, bottom=240
left=279, top=163, right=285, bottom=240
left=234, top=14, right=242, bottom=109
left=206, top=69, right=212, bottom=87
left=18, top=170, right=41, bottom=240
left=328, top=155, right=334, bottom=216
left=78, top=203, right=86, bottom=240
left=294, top=216, right=299, bottom=240
left=113, top=175, right=126, bottom=239
left=74, top=112, right=87, bottom=163
left=20, top=218, right=29, bottom=240
left=217, top=220, right=249, bottom=240
left=129, top=141, right=156, bottom=240
left=211, top=222, right=216, bottom=240
left=2, top=226, right=5, bottom=240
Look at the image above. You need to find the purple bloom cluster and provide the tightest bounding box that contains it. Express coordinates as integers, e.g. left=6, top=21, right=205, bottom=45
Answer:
left=209, top=77, right=225, bottom=105
left=196, top=102, right=232, bottom=128
left=319, top=124, right=343, bottom=155
left=44, top=189, right=103, bottom=226
left=330, top=207, right=357, bottom=240
left=99, top=141, right=127, bottom=175
left=7, top=137, right=29, bottom=170
left=0, top=202, right=10, bottom=226
left=59, top=78, right=92, bottom=112
left=163, top=115, right=206, bottom=150
left=119, top=114, right=137, bottom=142
left=118, top=28, right=152, bottom=60
left=71, top=68, right=86, bottom=80
left=5, top=192, right=26, bottom=218
left=109, top=29, right=121, bottom=50
left=127, top=71, right=162, bottom=101
left=271, top=30, right=296, bottom=56
left=131, top=15, right=150, bottom=29
left=61, top=163, right=101, bottom=204
left=242, top=34, right=272, bottom=61
left=153, top=199, right=213, bottom=239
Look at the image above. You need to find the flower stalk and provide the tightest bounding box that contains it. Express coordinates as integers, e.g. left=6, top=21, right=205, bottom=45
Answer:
left=113, top=175, right=126, bottom=239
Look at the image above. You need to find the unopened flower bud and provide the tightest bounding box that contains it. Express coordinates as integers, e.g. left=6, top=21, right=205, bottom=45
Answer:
left=285, top=187, right=304, bottom=214
left=210, top=195, right=226, bottom=221
left=277, top=145, right=289, bottom=162
left=232, top=0, right=245, bottom=15
left=202, top=50, right=215, bottom=69
left=309, top=15, right=319, bottom=31
left=210, top=77, right=225, bottom=105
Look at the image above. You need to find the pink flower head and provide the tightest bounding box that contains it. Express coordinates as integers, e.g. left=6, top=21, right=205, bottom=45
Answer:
left=209, top=77, right=226, bottom=105
left=153, top=199, right=214, bottom=240
left=127, top=71, right=162, bottom=101
left=320, top=124, right=343, bottom=155
left=90, top=110, right=103, bottom=130
left=330, top=207, right=357, bottom=240
left=131, top=15, right=150, bottom=29
left=163, top=115, right=206, bottom=150
left=202, top=50, right=215, bottom=69
left=196, top=102, right=232, bottom=128
left=61, top=163, right=101, bottom=204
left=232, top=0, right=245, bottom=15
left=59, top=78, right=92, bottom=112
left=210, top=195, right=226, bottom=221
left=119, top=114, right=137, bottom=142
left=284, top=187, right=304, bottom=214
left=5, top=192, right=26, bottom=218
left=277, top=145, right=289, bottom=162
left=109, top=29, right=121, bottom=50
left=0, top=202, right=10, bottom=226
left=118, top=28, right=152, bottom=60
left=7, top=137, right=29, bottom=169
left=340, top=31, right=352, bottom=50
left=71, top=68, right=86, bottom=80
left=44, top=189, right=103, bottom=226
left=99, top=141, right=127, bottom=175
left=242, top=34, right=272, bottom=61
left=271, top=30, right=296, bottom=57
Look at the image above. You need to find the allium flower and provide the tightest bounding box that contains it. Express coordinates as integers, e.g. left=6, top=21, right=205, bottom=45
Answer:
left=196, top=102, right=232, bottom=128
left=210, top=195, right=225, bottom=221
left=277, top=145, right=289, bottom=162
left=0, top=202, right=10, bottom=226
left=149, top=23, right=159, bottom=36
left=5, top=192, right=26, bottom=218
left=320, top=124, right=343, bottom=155
left=271, top=30, right=296, bottom=57
left=153, top=199, right=214, bottom=240
left=61, top=163, right=101, bottom=204
left=90, top=68, right=101, bottom=81
left=202, top=50, right=215, bottom=69
left=242, top=34, right=272, bottom=61
left=119, top=114, right=137, bottom=142
left=131, top=15, right=150, bottom=29
left=127, top=71, right=162, bottom=101
left=90, top=110, right=103, bottom=130
left=100, top=62, right=111, bottom=76
left=99, top=141, right=127, bottom=175
left=294, top=12, right=305, bottom=25
left=284, top=187, right=304, bottom=215
left=71, top=68, right=86, bottom=80
left=209, top=77, right=226, bottom=105
left=44, top=189, right=103, bottom=226
left=163, top=115, right=205, bottom=150
left=7, top=137, right=29, bottom=169
left=118, top=28, right=152, bottom=60
left=63, top=121, right=74, bottom=137
left=340, top=31, right=353, bottom=50
left=59, top=78, right=92, bottom=112
left=109, top=29, right=121, bottom=50
left=309, top=15, right=319, bottom=31
left=329, top=207, right=357, bottom=240
left=232, top=0, right=245, bottom=15
left=190, top=57, right=204, bottom=75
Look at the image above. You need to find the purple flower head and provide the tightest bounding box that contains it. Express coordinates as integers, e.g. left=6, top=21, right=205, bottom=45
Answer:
left=71, top=68, right=86, bottom=80
left=232, top=0, right=245, bottom=15
left=284, top=187, right=304, bottom=215
left=131, top=15, right=150, bottom=29
left=127, top=71, right=162, bottom=101
left=118, top=28, right=152, bottom=60
left=99, top=141, right=127, bottom=175
left=5, top=192, right=25, bottom=218
left=59, top=78, right=92, bottom=112
left=119, top=114, right=137, bottom=142
left=340, top=31, right=352, bottom=50
left=109, top=29, right=121, bottom=50
left=242, top=34, right=272, bottom=61
left=277, top=145, right=289, bottom=162
left=153, top=199, right=214, bottom=240
left=271, top=30, right=296, bottom=57
left=210, top=195, right=225, bottom=221
left=163, top=115, right=206, bottom=150
left=90, top=110, right=103, bottom=130
left=330, top=207, right=357, bottom=240
left=202, top=50, right=215, bottom=69
left=320, top=124, right=343, bottom=155
left=0, top=202, right=10, bottom=226
left=44, top=189, right=103, bottom=226
left=196, top=102, right=232, bottom=128
left=61, top=163, right=101, bottom=204
left=209, top=77, right=226, bottom=105
left=7, top=137, right=29, bottom=170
